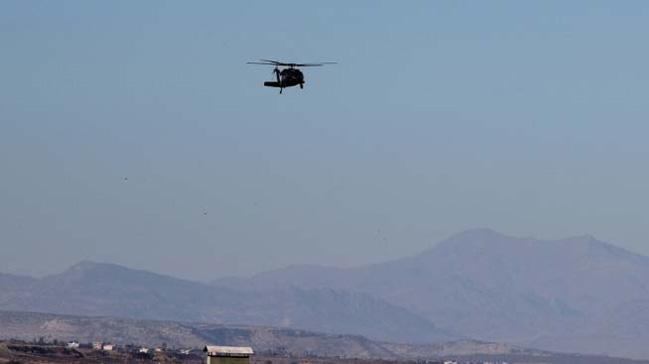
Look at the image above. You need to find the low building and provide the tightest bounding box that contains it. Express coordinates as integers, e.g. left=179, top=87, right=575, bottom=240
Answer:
left=203, top=345, right=254, bottom=364
left=92, top=342, right=102, bottom=350
left=138, top=347, right=149, bottom=354
left=102, top=344, right=114, bottom=351
left=66, top=341, right=80, bottom=349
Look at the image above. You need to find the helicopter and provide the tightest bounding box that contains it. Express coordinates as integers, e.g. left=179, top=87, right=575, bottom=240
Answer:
left=247, top=59, right=336, bottom=94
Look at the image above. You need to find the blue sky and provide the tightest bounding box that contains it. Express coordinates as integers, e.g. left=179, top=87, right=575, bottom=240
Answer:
left=2, top=1, right=649, bottom=280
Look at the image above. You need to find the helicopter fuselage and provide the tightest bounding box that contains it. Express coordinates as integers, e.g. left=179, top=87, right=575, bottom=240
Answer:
left=264, top=68, right=304, bottom=89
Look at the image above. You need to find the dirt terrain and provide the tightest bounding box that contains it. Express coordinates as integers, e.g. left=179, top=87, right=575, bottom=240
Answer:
left=0, top=342, right=424, bottom=364
left=2, top=341, right=649, bottom=364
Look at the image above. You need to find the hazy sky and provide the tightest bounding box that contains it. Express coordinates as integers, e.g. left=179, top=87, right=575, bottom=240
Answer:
left=2, top=1, right=649, bottom=281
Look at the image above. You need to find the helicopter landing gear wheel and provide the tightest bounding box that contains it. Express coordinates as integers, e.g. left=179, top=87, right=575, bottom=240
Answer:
left=300, top=83, right=304, bottom=89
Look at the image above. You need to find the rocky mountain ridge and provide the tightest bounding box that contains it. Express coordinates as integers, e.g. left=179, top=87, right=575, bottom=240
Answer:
left=213, top=229, right=649, bottom=359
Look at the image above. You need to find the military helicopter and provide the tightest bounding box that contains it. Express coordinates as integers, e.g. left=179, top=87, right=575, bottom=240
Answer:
left=247, top=59, right=336, bottom=94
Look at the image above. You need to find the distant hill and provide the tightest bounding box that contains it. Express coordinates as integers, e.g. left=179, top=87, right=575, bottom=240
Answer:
left=213, top=228, right=649, bottom=359
left=0, top=310, right=512, bottom=359
left=2, top=310, right=648, bottom=364
left=0, top=273, right=36, bottom=303
left=0, top=262, right=450, bottom=343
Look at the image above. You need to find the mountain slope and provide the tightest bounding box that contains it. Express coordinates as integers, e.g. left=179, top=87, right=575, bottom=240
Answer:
left=0, top=261, right=450, bottom=343
left=214, top=228, right=649, bottom=359
left=0, top=273, right=36, bottom=304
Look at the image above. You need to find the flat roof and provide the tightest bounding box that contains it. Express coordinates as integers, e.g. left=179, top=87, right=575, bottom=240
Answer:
left=204, top=345, right=254, bottom=357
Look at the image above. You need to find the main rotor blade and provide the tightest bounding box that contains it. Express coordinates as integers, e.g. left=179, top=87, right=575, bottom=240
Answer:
left=249, top=59, right=292, bottom=66
left=260, top=59, right=338, bottom=66
left=259, top=59, right=283, bottom=64
left=248, top=60, right=338, bottom=67
left=294, top=62, right=338, bottom=67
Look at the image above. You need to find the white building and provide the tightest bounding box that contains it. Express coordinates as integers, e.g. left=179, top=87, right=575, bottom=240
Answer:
left=66, top=341, right=80, bottom=349
left=204, top=345, right=254, bottom=364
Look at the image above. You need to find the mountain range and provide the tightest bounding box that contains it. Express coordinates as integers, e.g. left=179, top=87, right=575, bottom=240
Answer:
left=2, top=228, right=649, bottom=359
left=0, top=260, right=449, bottom=343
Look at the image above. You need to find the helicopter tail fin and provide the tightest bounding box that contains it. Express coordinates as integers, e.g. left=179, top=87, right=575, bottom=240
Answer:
left=263, top=81, right=281, bottom=88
